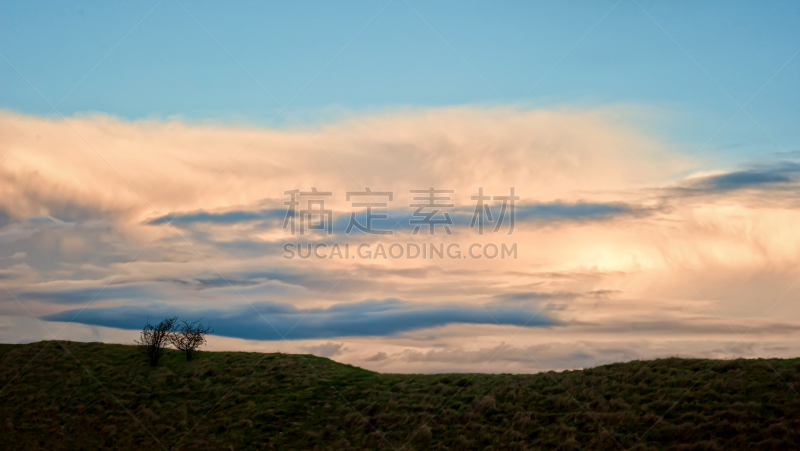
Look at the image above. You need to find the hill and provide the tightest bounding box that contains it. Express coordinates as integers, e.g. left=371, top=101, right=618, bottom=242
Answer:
left=0, top=341, right=798, bottom=450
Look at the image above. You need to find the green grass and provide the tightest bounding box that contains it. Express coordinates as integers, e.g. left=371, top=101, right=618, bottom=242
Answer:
left=1, top=341, right=798, bottom=450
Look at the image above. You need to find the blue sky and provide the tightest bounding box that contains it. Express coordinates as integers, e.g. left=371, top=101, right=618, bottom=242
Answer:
left=2, top=0, right=798, bottom=162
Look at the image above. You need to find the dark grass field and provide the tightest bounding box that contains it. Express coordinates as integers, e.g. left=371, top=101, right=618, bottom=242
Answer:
left=1, top=341, right=798, bottom=450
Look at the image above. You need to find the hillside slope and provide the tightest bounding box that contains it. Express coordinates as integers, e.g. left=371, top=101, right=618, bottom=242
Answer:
left=1, top=341, right=798, bottom=450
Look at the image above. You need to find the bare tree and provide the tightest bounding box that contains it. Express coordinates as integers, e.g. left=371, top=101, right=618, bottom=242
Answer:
left=170, top=319, right=212, bottom=361
left=135, top=316, right=178, bottom=367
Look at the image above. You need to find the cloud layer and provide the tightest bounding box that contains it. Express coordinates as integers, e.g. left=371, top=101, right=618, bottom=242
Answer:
left=1, top=107, right=800, bottom=372
left=43, top=298, right=558, bottom=340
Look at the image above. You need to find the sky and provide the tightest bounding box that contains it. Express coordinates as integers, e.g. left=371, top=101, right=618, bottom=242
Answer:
left=1, top=0, right=799, bottom=373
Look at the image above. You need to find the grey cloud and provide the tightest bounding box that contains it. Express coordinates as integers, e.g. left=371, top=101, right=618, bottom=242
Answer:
left=145, top=200, right=646, bottom=238
left=304, top=341, right=345, bottom=357
left=18, top=283, right=162, bottom=304
left=0, top=209, right=10, bottom=229
left=193, top=269, right=365, bottom=294
left=401, top=342, right=642, bottom=371
left=26, top=216, right=74, bottom=228
left=42, top=298, right=560, bottom=340
left=705, top=170, right=791, bottom=189
left=487, top=290, right=621, bottom=309
left=490, top=291, right=577, bottom=304
left=685, top=161, right=800, bottom=193
left=513, top=202, right=638, bottom=223
left=366, top=351, right=388, bottom=362
left=146, top=208, right=289, bottom=226
left=340, top=202, right=643, bottom=231
left=580, top=316, right=800, bottom=336
left=0, top=214, right=133, bottom=272
left=177, top=266, right=479, bottom=301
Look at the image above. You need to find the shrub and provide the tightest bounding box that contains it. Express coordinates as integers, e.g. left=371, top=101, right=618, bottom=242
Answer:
left=170, top=319, right=212, bottom=361
left=135, top=316, right=178, bottom=367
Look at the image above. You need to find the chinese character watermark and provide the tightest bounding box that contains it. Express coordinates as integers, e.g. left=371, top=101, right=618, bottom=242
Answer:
left=283, top=187, right=333, bottom=235
left=469, top=187, right=518, bottom=235
left=281, top=185, right=520, bottom=259
left=345, top=187, right=394, bottom=235
left=409, top=187, right=455, bottom=236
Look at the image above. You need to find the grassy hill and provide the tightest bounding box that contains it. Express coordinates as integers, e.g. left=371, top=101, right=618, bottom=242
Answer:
left=1, top=341, right=798, bottom=450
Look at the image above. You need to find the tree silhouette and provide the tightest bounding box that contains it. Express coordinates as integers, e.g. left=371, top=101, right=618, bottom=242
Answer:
left=135, top=316, right=178, bottom=367
left=170, top=319, right=212, bottom=361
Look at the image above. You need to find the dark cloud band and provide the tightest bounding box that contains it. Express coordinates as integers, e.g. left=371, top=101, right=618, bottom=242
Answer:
left=42, top=298, right=558, bottom=340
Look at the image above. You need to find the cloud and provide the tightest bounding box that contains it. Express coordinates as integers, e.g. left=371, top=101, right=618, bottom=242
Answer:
left=705, top=170, right=791, bottom=190
left=488, top=291, right=583, bottom=306
left=42, top=298, right=559, bottom=340
left=193, top=269, right=374, bottom=294
left=5, top=108, right=800, bottom=371
left=366, top=351, right=388, bottom=362
left=400, top=341, right=643, bottom=371
left=514, top=201, right=641, bottom=223
left=304, top=341, right=345, bottom=358
left=0, top=106, right=676, bottom=232
left=0, top=209, right=10, bottom=229
left=684, top=161, right=800, bottom=193
left=147, top=208, right=289, bottom=226
left=18, top=283, right=163, bottom=304
left=147, top=200, right=644, bottom=237
left=26, top=216, right=75, bottom=228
